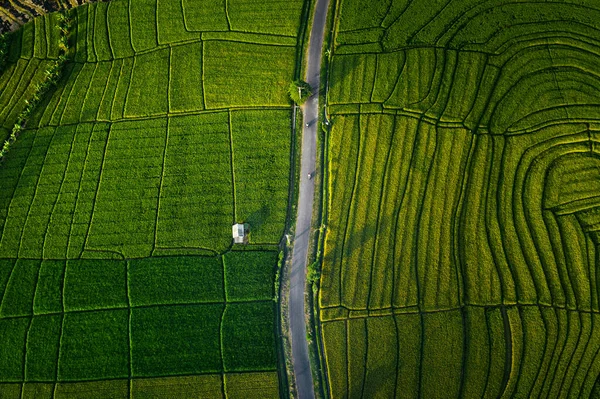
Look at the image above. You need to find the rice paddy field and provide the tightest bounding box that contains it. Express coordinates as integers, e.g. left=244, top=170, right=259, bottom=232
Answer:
left=0, top=0, right=307, bottom=396
left=320, top=0, right=600, bottom=397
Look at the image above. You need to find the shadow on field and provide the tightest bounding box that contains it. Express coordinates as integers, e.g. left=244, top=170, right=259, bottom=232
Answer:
left=245, top=204, right=270, bottom=234
left=342, top=221, right=378, bottom=259
left=347, top=363, right=395, bottom=398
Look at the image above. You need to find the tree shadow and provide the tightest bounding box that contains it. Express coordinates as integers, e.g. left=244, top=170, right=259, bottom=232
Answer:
left=244, top=203, right=271, bottom=235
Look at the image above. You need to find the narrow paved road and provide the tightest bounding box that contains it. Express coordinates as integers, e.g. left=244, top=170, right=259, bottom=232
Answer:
left=289, top=0, right=330, bottom=397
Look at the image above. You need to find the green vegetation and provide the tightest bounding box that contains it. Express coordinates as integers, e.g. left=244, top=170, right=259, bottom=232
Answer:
left=0, top=0, right=305, bottom=395
left=320, top=0, right=600, bottom=397
left=222, top=301, right=277, bottom=372
left=225, top=371, right=280, bottom=398
left=64, top=259, right=127, bottom=311
left=58, top=310, right=130, bottom=380
left=131, top=304, right=223, bottom=376
left=289, top=79, right=312, bottom=105
left=129, top=256, right=223, bottom=306
left=223, top=251, right=277, bottom=301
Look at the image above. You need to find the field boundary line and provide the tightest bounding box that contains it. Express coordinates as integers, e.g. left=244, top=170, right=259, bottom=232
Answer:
left=53, top=265, right=69, bottom=390
left=152, top=115, right=169, bottom=255
left=55, top=63, right=85, bottom=126
left=106, top=59, right=124, bottom=120
left=3, top=59, right=45, bottom=122
left=81, top=124, right=112, bottom=256
left=16, top=128, right=58, bottom=257
left=126, top=259, right=133, bottom=398
left=338, top=115, right=361, bottom=306
left=0, top=298, right=276, bottom=322
left=167, top=46, right=172, bottom=113
left=201, top=41, right=207, bottom=110
left=78, top=62, right=100, bottom=123
left=66, top=125, right=94, bottom=258
left=121, top=56, right=136, bottom=119
left=224, top=0, right=231, bottom=31
left=219, top=257, right=227, bottom=396
left=41, top=126, right=77, bottom=258
left=0, top=58, right=37, bottom=121
left=0, top=131, right=36, bottom=239
left=34, top=105, right=291, bottom=128
left=365, top=115, right=396, bottom=311
left=22, top=281, right=36, bottom=384
left=96, top=60, right=118, bottom=121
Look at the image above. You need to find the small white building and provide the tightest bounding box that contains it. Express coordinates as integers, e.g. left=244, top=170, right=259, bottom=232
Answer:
left=232, top=223, right=247, bottom=244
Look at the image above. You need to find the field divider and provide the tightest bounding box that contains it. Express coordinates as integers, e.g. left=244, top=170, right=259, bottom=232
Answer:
left=66, top=125, right=94, bottom=258
left=166, top=45, right=173, bottom=113
left=96, top=60, right=118, bottom=121
left=126, top=259, right=133, bottom=398
left=81, top=124, right=112, bottom=257
left=106, top=60, right=124, bottom=120
left=121, top=56, right=136, bottom=118
left=219, top=255, right=227, bottom=395
left=224, top=0, right=231, bottom=30
left=16, top=128, right=58, bottom=257
left=338, top=115, right=361, bottom=304
left=41, top=126, right=77, bottom=258
left=151, top=114, right=169, bottom=255
left=0, top=58, right=37, bottom=122
left=0, top=298, right=278, bottom=323
left=201, top=40, right=207, bottom=112
left=77, top=62, right=100, bottom=121
left=365, top=116, right=396, bottom=311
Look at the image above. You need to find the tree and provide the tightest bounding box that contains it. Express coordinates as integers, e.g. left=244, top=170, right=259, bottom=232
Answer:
left=288, top=79, right=312, bottom=105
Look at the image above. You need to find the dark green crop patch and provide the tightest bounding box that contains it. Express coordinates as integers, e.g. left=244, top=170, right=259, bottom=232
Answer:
left=221, top=302, right=277, bottom=372
left=32, top=260, right=64, bottom=315
left=0, top=259, right=40, bottom=317
left=63, top=260, right=127, bottom=311
left=0, top=317, right=30, bottom=381
left=24, top=314, right=61, bottom=381
left=223, top=251, right=276, bottom=301
left=131, top=304, right=223, bottom=376
left=58, top=309, right=129, bottom=381
left=128, top=256, right=224, bottom=306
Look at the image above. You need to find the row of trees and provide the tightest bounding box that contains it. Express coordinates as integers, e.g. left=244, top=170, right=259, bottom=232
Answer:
left=0, top=10, right=73, bottom=162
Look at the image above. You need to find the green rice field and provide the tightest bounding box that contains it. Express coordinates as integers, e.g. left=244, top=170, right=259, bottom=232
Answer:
left=320, top=0, right=600, bottom=397
left=0, top=0, right=306, bottom=396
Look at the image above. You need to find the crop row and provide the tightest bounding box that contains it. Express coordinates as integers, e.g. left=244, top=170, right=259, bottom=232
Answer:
left=0, top=301, right=276, bottom=381
left=4, top=0, right=306, bottom=64
left=0, top=111, right=290, bottom=258
left=322, top=306, right=600, bottom=398
left=0, top=371, right=280, bottom=398
left=20, top=40, right=294, bottom=127
left=321, top=114, right=600, bottom=312
left=0, top=56, right=56, bottom=132
left=6, top=12, right=62, bottom=62
left=0, top=254, right=276, bottom=317
left=333, top=0, right=600, bottom=53
left=328, top=43, right=600, bottom=135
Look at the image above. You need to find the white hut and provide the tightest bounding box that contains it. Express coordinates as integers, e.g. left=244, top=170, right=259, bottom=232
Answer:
left=232, top=223, right=247, bottom=244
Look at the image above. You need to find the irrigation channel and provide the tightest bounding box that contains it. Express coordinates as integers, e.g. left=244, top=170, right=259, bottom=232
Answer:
left=288, top=0, right=330, bottom=397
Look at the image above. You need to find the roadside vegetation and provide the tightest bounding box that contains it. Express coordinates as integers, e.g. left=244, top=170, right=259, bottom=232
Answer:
left=319, top=0, right=600, bottom=397
left=0, top=0, right=308, bottom=396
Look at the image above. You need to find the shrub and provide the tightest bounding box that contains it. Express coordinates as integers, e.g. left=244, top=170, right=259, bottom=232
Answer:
left=288, top=79, right=312, bottom=105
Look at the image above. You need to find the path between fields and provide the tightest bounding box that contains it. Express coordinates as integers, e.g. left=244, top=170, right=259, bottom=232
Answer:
left=289, top=0, right=330, bottom=397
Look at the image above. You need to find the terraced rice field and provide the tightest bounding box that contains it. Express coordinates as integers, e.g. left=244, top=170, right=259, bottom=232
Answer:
left=320, top=0, right=600, bottom=397
left=0, top=0, right=306, bottom=396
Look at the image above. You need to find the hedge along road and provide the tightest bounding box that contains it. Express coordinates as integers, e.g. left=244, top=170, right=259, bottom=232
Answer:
left=289, top=0, right=330, bottom=397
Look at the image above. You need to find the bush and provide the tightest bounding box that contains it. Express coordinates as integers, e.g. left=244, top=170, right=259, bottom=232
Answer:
left=288, top=79, right=312, bottom=105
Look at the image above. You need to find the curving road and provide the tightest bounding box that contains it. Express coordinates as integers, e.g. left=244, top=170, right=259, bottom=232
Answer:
left=289, top=0, right=330, bottom=397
